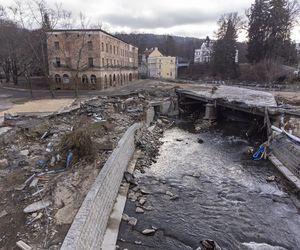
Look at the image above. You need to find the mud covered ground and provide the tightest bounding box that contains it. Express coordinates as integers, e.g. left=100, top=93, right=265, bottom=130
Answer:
left=0, top=96, right=146, bottom=250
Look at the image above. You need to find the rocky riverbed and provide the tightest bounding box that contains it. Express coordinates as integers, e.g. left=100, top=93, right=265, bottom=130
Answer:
left=118, top=120, right=300, bottom=250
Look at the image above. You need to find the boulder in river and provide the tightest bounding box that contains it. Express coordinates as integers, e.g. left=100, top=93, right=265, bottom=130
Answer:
left=198, top=239, right=221, bottom=250
left=142, top=229, right=156, bottom=235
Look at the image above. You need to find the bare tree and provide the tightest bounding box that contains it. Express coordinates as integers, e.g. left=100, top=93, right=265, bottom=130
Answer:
left=57, top=12, right=91, bottom=97
left=9, top=0, right=69, bottom=98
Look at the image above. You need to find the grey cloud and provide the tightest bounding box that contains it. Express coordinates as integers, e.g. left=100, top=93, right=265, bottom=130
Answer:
left=102, top=9, right=222, bottom=29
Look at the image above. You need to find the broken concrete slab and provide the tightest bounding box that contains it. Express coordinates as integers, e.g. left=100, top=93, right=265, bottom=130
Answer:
left=0, top=126, right=12, bottom=135
left=20, top=150, right=30, bottom=156
left=178, top=85, right=277, bottom=108
left=0, top=210, right=8, bottom=218
left=0, top=158, right=9, bottom=168
left=29, top=178, right=39, bottom=188
left=16, top=240, right=32, bottom=250
left=23, top=200, right=51, bottom=213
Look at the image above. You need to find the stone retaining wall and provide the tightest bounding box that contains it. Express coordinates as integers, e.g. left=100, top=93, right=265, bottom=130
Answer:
left=61, top=123, right=142, bottom=250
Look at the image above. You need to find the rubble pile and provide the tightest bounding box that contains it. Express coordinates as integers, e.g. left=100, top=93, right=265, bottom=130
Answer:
left=0, top=96, right=147, bottom=250
left=194, top=118, right=217, bottom=132
left=135, top=117, right=173, bottom=173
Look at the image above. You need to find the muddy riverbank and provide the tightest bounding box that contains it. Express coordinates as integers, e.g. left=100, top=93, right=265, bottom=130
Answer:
left=118, top=120, right=300, bottom=250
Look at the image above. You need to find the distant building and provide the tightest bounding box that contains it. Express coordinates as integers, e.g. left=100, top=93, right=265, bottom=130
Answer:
left=138, top=48, right=154, bottom=79
left=194, top=36, right=239, bottom=64
left=47, top=29, right=138, bottom=90
left=235, top=49, right=239, bottom=64
left=194, top=36, right=213, bottom=63
left=142, top=47, right=176, bottom=79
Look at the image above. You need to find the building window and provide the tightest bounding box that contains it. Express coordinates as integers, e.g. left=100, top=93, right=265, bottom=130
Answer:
left=66, top=57, right=71, bottom=67
left=102, top=42, right=104, bottom=51
left=82, top=74, right=88, bottom=84
left=54, top=74, right=61, bottom=83
left=117, top=60, right=119, bottom=65
left=106, top=43, right=108, bottom=53
left=106, top=59, right=109, bottom=66
left=110, top=45, right=112, bottom=54
left=54, top=41, right=59, bottom=50
left=63, top=74, right=69, bottom=84
left=114, top=59, right=116, bottom=66
left=102, top=58, right=105, bottom=66
left=88, top=41, right=93, bottom=51
left=91, top=75, right=97, bottom=84
left=88, top=57, right=93, bottom=67
left=170, top=72, right=173, bottom=76
left=55, top=57, right=61, bottom=67
left=113, top=46, right=115, bottom=54
left=110, top=59, right=112, bottom=65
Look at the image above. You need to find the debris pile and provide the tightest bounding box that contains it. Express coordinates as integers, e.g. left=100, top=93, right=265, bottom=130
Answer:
left=0, top=96, right=147, bottom=250
left=135, top=118, right=173, bottom=173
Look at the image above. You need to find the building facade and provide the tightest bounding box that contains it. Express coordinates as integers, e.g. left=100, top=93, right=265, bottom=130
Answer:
left=146, top=47, right=176, bottom=79
left=194, top=37, right=213, bottom=63
left=47, top=29, right=138, bottom=90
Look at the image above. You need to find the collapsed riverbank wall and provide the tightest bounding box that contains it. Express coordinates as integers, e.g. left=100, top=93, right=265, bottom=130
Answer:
left=61, top=123, right=143, bottom=250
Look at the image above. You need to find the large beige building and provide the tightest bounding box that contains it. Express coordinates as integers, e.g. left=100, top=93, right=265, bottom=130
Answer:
left=47, top=29, right=138, bottom=90
left=146, top=48, right=176, bottom=79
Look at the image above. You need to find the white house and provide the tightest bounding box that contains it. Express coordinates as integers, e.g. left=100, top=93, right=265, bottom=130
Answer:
left=194, top=36, right=239, bottom=64
left=194, top=37, right=213, bottom=63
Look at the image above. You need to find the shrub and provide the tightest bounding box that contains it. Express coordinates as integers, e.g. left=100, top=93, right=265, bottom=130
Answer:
left=60, top=129, right=95, bottom=162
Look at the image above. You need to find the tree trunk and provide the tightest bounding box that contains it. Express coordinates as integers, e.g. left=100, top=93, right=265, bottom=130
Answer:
left=74, top=74, right=79, bottom=98
left=11, top=60, right=18, bottom=85
left=45, top=75, right=55, bottom=98
left=26, top=74, right=33, bottom=98
left=3, top=59, right=11, bottom=83
left=4, top=71, right=10, bottom=83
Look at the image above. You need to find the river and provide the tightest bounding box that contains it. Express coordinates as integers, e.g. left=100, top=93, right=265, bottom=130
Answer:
left=118, top=121, right=300, bottom=250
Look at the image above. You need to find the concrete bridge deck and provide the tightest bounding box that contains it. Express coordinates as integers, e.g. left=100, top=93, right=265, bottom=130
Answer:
left=176, top=85, right=300, bottom=117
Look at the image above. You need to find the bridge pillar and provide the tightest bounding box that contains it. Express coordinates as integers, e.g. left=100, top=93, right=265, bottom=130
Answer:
left=204, top=103, right=217, bottom=120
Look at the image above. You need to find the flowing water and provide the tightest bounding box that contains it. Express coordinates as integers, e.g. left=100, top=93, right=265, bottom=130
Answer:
left=118, top=122, right=300, bottom=250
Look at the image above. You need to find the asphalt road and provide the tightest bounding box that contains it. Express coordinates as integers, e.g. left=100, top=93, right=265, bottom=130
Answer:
left=0, top=81, right=146, bottom=100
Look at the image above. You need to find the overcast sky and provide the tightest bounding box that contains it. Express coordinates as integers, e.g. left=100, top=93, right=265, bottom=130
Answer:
left=1, top=0, right=300, bottom=41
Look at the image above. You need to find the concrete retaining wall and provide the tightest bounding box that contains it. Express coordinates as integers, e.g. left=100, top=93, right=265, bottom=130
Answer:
left=61, top=123, right=142, bottom=250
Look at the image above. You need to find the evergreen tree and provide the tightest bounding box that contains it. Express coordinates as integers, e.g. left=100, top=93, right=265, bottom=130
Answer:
left=212, top=13, right=240, bottom=79
left=266, top=0, right=293, bottom=62
left=247, top=0, right=299, bottom=64
left=247, top=0, right=269, bottom=63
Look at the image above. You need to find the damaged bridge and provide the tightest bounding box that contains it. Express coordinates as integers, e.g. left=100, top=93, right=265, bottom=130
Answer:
left=177, top=84, right=300, bottom=192
left=176, top=85, right=300, bottom=118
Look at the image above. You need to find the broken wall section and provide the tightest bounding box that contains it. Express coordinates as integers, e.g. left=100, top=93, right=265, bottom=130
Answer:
left=61, top=123, right=142, bottom=250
